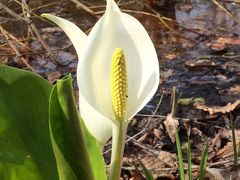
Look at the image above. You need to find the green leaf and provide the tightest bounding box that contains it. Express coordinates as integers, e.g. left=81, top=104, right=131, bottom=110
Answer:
left=187, top=136, right=192, bottom=180
left=138, top=159, right=154, bottom=180
left=178, top=98, right=193, bottom=106
left=176, top=129, right=185, bottom=180
left=81, top=119, right=107, bottom=180
left=199, top=141, right=208, bottom=180
left=0, top=65, right=58, bottom=180
left=49, top=85, right=78, bottom=180
left=49, top=75, right=107, bottom=180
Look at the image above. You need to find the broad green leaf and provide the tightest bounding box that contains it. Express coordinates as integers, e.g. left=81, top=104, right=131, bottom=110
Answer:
left=81, top=118, right=107, bottom=180
left=49, top=75, right=106, bottom=180
left=0, top=65, right=58, bottom=180
left=49, top=85, right=78, bottom=180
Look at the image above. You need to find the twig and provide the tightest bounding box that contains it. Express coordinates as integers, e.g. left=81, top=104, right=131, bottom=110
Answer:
left=20, top=0, right=59, bottom=64
left=1, top=1, right=59, bottom=64
left=143, top=3, right=197, bottom=43
left=126, top=135, right=160, bottom=155
left=70, top=0, right=100, bottom=18
left=21, top=0, right=34, bottom=40
left=126, top=93, right=164, bottom=143
left=136, top=113, right=189, bottom=121
left=209, top=157, right=234, bottom=167
left=95, top=8, right=206, bottom=38
left=13, top=0, right=55, bottom=22
left=0, top=33, right=31, bottom=51
left=212, top=0, right=240, bottom=24
left=29, top=2, right=60, bottom=12
left=0, top=25, right=35, bottom=72
left=0, top=2, right=25, bottom=21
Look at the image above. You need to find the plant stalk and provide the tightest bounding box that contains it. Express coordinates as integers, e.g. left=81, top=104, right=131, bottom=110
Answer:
left=230, top=115, right=238, bottom=165
left=176, top=129, right=185, bottom=180
left=187, top=136, right=192, bottom=180
left=109, top=121, right=128, bottom=180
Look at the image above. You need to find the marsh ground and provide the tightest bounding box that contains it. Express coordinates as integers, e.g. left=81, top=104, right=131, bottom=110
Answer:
left=1, top=0, right=240, bottom=179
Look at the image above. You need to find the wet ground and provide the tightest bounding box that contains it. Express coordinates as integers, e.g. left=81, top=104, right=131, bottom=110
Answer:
left=1, top=0, right=240, bottom=179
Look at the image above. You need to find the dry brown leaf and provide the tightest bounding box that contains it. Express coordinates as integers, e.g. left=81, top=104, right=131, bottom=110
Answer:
left=222, top=167, right=240, bottom=180
left=205, top=165, right=240, bottom=180
left=177, top=2, right=193, bottom=12
left=216, top=129, right=240, bottom=142
left=137, top=132, right=149, bottom=143
left=130, top=170, right=144, bottom=180
left=153, top=128, right=162, bottom=139
left=205, top=168, right=225, bottom=180
left=158, top=151, right=178, bottom=168
left=191, top=127, right=203, bottom=137
left=185, top=59, right=216, bottom=70
left=141, top=155, right=164, bottom=169
left=135, top=154, right=176, bottom=179
left=161, top=69, right=174, bottom=82
left=163, top=114, right=179, bottom=143
left=206, top=166, right=240, bottom=180
left=214, top=37, right=240, bottom=45
left=216, top=142, right=234, bottom=159
left=194, top=100, right=240, bottom=115
left=47, top=71, right=61, bottom=83
left=207, top=37, right=240, bottom=51
left=165, top=53, right=177, bottom=60
left=211, top=131, right=222, bottom=150
left=228, top=85, right=240, bottom=95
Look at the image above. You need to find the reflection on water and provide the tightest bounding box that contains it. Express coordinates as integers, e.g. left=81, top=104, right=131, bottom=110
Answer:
left=175, top=0, right=240, bottom=35
left=1, top=0, right=240, bottom=116
left=3, top=0, right=240, bottom=51
left=1, top=0, right=240, bottom=86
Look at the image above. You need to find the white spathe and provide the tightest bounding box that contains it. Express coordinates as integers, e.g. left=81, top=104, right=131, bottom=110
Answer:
left=41, top=0, right=159, bottom=144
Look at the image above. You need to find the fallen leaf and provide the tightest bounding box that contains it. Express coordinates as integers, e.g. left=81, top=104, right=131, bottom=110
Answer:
left=211, top=131, right=222, bottom=150
left=185, top=59, right=216, bottom=70
left=137, top=132, right=149, bottom=143
left=141, top=155, right=165, bottom=169
left=163, top=114, right=179, bottom=143
left=194, top=100, right=240, bottom=115
left=206, top=166, right=240, bottom=180
left=227, top=85, right=240, bottom=95
left=216, top=142, right=234, bottom=159
left=192, top=127, right=203, bottom=137
left=161, top=69, right=174, bottom=82
left=165, top=53, right=177, bottom=60
left=205, top=168, right=225, bottom=180
left=177, top=2, right=193, bottom=12
left=153, top=128, right=162, bottom=139
left=47, top=71, right=61, bottom=83
left=207, top=37, right=240, bottom=51
left=130, top=170, right=145, bottom=180
left=136, top=155, right=175, bottom=179
left=158, top=151, right=177, bottom=168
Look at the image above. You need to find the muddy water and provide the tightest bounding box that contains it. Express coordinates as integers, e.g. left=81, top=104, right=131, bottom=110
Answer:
left=1, top=0, right=240, bottom=117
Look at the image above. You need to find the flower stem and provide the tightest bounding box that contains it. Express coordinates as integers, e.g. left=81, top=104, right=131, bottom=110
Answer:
left=109, top=121, right=128, bottom=180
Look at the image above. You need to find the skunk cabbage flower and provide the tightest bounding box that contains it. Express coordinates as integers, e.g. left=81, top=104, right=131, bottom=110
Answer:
left=41, top=0, right=159, bottom=145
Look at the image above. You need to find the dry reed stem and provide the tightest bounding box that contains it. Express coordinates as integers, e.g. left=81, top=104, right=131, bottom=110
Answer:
left=0, top=25, right=36, bottom=72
